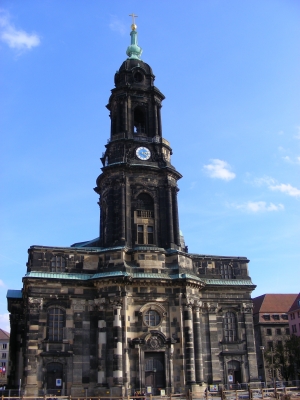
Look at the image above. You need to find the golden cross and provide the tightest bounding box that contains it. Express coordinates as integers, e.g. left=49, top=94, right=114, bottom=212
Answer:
left=129, top=13, right=138, bottom=25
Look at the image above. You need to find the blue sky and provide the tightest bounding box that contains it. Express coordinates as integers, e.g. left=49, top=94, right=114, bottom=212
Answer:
left=1, top=0, right=299, bottom=331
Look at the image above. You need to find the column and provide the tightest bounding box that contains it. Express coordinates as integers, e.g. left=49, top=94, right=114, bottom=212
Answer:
left=98, top=316, right=107, bottom=385
left=167, top=187, right=174, bottom=245
left=113, top=304, right=123, bottom=385
left=120, top=183, right=126, bottom=242
left=173, top=188, right=180, bottom=246
left=193, top=305, right=204, bottom=384
left=124, top=97, right=128, bottom=134
left=207, top=305, right=221, bottom=383
left=184, top=304, right=196, bottom=384
left=157, top=105, right=162, bottom=136
left=153, top=102, right=158, bottom=136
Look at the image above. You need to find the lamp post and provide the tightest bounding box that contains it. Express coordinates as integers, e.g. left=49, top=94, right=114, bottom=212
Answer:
left=260, top=346, right=267, bottom=387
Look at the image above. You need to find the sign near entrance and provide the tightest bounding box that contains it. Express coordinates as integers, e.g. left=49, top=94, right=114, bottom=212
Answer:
left=228, top=375, right=233, bottom=383
left=56, top=379, right=62, bottom=387
left=146, top=387, right=152, bottom=394
left=210, top=385, right=218, bottom=392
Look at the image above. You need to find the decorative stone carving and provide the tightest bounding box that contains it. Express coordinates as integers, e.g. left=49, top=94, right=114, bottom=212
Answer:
left=72, top=299, right=86, bottom=311
left=28, top=297, right=43, bottom=310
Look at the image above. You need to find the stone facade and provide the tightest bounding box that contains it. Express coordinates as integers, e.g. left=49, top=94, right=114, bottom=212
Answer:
left=7, top=25, right=258, bottom=396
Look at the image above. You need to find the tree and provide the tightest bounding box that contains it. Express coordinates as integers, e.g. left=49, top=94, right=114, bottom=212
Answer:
left=265, top=335, right=300, bottom=381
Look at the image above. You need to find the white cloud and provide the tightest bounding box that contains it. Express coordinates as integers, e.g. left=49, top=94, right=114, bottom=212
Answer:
left=109, top=16, right=126, bottom=35
left=203, top=159, right=236, bottom=181
left=0, top=313, right=10, bottom=332
left=254, top=176, right=300, bottom=197
left=269, top=183, right=300, bottom=197
left=282, top=155, right=300, bottom=165
left=234, top=201, right=284, bottom=213
left=294, top=127, right=300, bottom=140
left=0, top=279, right=5, bottom=287
left=0, top=11, right=40, bottom=52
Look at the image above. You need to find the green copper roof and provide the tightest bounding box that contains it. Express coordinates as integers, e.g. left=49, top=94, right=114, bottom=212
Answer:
left=126, top=25, right=142, bottom=60
left=202, top=278, right=254, bottom=286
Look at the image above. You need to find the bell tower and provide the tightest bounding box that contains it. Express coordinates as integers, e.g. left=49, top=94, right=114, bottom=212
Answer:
left=94, top=21, right=182, bottom=250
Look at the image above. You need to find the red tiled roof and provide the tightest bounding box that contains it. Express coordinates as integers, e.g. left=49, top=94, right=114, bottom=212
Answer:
left=0, top=328, right=10, bottom=340
left=252, top=294, right=298, bottom=314
left=288, top=293, right=300, bottom=313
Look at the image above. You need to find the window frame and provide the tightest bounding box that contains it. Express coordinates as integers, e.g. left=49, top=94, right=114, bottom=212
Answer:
left=47, top=307, right=65, bottom=342
left=223, top=311, right=237, bottom=343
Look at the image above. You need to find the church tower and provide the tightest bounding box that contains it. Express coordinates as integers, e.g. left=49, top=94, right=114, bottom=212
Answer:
left=7, top=18, right=259, bottom=398
left=94, top=21, right=182, bottom=250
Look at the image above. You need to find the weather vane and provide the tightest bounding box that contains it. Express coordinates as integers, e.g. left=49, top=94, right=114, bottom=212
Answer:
left=129, top=13, right=138, bottom=30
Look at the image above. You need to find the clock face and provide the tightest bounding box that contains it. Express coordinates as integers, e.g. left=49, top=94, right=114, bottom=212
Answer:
left=136, top=147, right=151, bottom=161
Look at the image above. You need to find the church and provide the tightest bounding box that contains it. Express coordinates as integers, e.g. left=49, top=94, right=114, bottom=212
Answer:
left=7, top=20, right=259, bottom=397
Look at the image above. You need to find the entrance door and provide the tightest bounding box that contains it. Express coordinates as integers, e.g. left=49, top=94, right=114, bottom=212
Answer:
left=227, top=360, right=241, bottom=385
left=145, top=352, right=165, bottom=395
left=46, top=362, right=63, bottom=395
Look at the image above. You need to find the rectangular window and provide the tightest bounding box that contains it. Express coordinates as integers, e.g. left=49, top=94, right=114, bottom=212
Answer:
left=286, top=327, right=290, bottom=335
left=137, top=225, right=144, bottom=244
left=291, top=313, right=295, bottom=320
left=273, top=314, right=280, bottom=320
left=266, top=328, right=272, bottom=335
left=276, top=328, right=281, bottom=335
left=277, top=341, right=282, bottom=346
left=147, top=226, right=154, bottom=244
left=292, top=324, right=297, bottom=333
left=267, top=341, right=273, bottom=350
left=48, top=308, right=64, bottom=341
left=1, top=344, right=7, bottom=349
left=2, top=353, right=6, bottom=358
left=263, top=314, right=270, bottom=320
left=282, top=314, right=288, bottom=320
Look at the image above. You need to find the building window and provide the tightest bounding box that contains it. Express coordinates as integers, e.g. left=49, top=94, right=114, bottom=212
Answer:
left=292, top=324, right=297, bottom=333
left=220, top=263, right=233, bottom=279
left=286, top=328, right=290, bottom=335
left=277, top=341, right=282, bottom=347
left=290, top=313, right=295, bottom=320
left=276, top=328, right=281, bottom=335
left=1, top=344, right=7, bottom=349
left=51, top=256, right=66, bottom=272
left=263, top=314, right=270, bottom=320
left=147, top=226, right=154, bottom=244
left=266, top=328, right=272, bottom=335
left=133, top=106, right=146, bottom=134
left=2, top=353, right=6, bottom=358
left=267, top=341, right=273, bottom=350
left=282, top=314, right=288, bottom=320
left=144, top=310, right=161, bottom=327
left=223, top=312, right=237, bottom=342
left=135, top=193, right=155, bottom=245
left=48, top=308, right=65, bottom=341
left=137, top=225, right=144, bottom=244
left=273, top=314, right=280, bottom=320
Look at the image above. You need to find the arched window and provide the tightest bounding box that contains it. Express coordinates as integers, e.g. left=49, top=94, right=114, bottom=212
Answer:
left=51, top=256, right=66, bottom=272
left=48, top=308, right=65, bottom=342
left=133, top=107, right=146, bottom=134
left=223, top=311, right=237, bottom=342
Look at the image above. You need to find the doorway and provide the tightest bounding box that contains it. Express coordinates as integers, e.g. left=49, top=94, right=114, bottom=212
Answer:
left=145, top=352, right=165, bottom=395
left=227, top=360, right=241, bottom=384
left=46, top=362, right=63, bottom=395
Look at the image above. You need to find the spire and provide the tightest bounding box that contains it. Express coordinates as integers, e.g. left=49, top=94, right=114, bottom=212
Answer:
left=126, top=13, right=142, bottom=60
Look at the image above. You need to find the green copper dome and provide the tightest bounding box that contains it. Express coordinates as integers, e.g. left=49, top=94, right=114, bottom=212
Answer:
left=126, top=26, right=142, bottom=60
